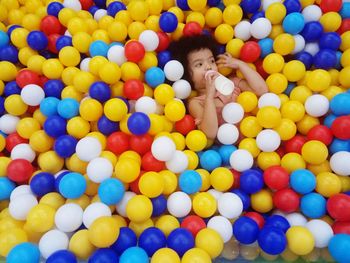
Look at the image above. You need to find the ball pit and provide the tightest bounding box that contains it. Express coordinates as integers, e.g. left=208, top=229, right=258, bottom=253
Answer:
left=0, top=0, right=350, bottom=262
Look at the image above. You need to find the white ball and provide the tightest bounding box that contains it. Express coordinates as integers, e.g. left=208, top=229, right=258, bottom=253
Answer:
left=305, top=219, right=334, bottom=248
left=285, top=212, right=307, bottom=226
left=83, top=202, right=111, bottom=228
left=87, top=157, right=113, bottom=183
left=94, top=9, right=107, bottom=21
left=10, top=185, right=33, bottom=201
left=330, top=151, right=350, bottom=176
left=20, top=84, right=45, bottom=106
left=234, top=21, right=252, bottom=41
left=167, top=191, right=192, bottom=218
left=9, top=194, right=38, bottom=220
left=166, top=150, right=189, bottom=174
left=218, top=193, right=243, bottom=219
left=39, top=230, right=69, bottom=259
left=151, top=136, right=176, bottom=161
left=222, top=102, right=244, bottom=124
left=55, top=203, right=83, bottom=232
left=262, top=0, right=282, bottom=10
left=229, top=149, right=253, bottom=172
left=63, top=0, right=82, bottom=11
left=217, top=124, right=239, bottom=145
left=208, top=189, right=223, bottom=201
left=0, top=114, right=20, bottom=134
left=116, top=191, right=136, bottom=217
left=258, top=93, right=281, bottom=109
left=172, top=79, right=192, bottom=99
left=164, top=60, right=184, bottom=82
left=107, top=45, right=126, bottom=66
left=135, top=96, right=157, bottom=114
left=304, top=42, right=319, bottom=56
left=302, top=5, right=322, bottom=22
left=75, top=137, right=102, bottom=162
left=304, top=94, right=329, bottom=117
left=80, top=57, right=91, bottom=71
left=250, top=18, right=272, bottom=39
left=207, top=216, right=233, bottom=243
left=138, top=30, right=159, bottom=51
left=256, top=129, right=281, bottom=152
left=292, top=34, right=306, bottom=55
left=11, top=144, right=36, bottom=162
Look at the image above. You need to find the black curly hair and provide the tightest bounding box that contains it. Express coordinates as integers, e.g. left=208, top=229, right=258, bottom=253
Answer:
left=168, top=34, right=219, bottom=88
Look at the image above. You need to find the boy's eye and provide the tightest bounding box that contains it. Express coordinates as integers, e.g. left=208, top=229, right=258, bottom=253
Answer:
left=195, top=63, right=202, bottom=68
left=210, top=59, right=215, bottom=63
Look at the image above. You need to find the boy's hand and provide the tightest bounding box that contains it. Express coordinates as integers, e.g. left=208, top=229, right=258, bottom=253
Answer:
left=217, top=53, right=242, bottom=69
left=205, top=70, right=218, bottom=98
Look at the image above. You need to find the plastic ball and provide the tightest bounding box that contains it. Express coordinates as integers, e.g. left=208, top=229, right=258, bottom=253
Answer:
left=159, top=12, right=178, bottom=33
left=54, top=203, right=83, bottom=233
left=199, top=150, right=222, bottom=172
left=258, top=93, right=281, bottom=109
left=300, top=192, right=327, bottom=218
left=250, top=18, right=272, bottom=39
left=167, top=228, right=194, bottom=257
left=240, top=169, right=264, bottom=194
left=27, top=30, right=48, bottom=51
left=38, top=230, right=69, bottom=259
left=329, top=234, right=350, bottom=263
left=290, top=169, right=316, bottom=194
left=75, top=137, right=102, bottom=162
left=233, top=216, right=260, bottom=245
left=256, top=129, right=281, bottom=152
left=206, top=216, right=232, bottom=243
left=286, top=226, right=315, bottom=255
left=145, top=67, right=165, bottom=88
left=110, top=227, right=137, bottom=255
left=264, top=215, right=290, bottom=233
left=230, top=149, right=254, bottom=172
left=217, top=123, right=239, bottom=145
left=151, top=136, right=176, bottom=162
left=7, top=159, right=33, bottom=184
left=330, top=93, right=350, bottom=116
left=151, top=248, right=180, bottom=263
left=29, top=172, right=55, bottom=197
left=167, top=191, right=191, bottom=218
left=263, top=166, right=289, bottom=191
left=138, top=171, right=163, bottom=198
left=82, top=202, right=111, bottom=229
left=88, top=216, right=120, bottom=248
left=273, top=33, right=295, bottom=55
left=217, top=192, right=243, bottom=219
left=88, top=248, right=119, bottom=263
left=301, top=140, right=328, bottom=165
left=234, top=21, right=252, bottom=41
left=178, top=170, right=202, bottom=194
left=273, top=188, right=300, bottom=213
left=0, top=177, right=16, bottom=201
left=258, top=227, right=287, bottom=255
left=139, top=227, right=166, bottom=257
left=163, top=60, right=184, bottom=82
left=58, top=172, right=86, bottom=199
left=283, top=12, right=305, bottom=35
left=7, top=242, right=40, bottom=263
left=240, top=41, right=261, bottom=63
left=172, top=79, right=191, bottom=99
left=329, top=151, right=350, bottom=176
left=126, top=195, right=152, bottom=223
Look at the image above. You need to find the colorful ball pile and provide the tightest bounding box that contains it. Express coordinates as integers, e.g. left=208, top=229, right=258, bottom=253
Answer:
left=0, top=0, right=350, bottom=262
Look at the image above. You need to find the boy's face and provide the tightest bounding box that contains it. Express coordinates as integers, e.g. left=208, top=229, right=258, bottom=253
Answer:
left=188, top=48, right=218, bottom=92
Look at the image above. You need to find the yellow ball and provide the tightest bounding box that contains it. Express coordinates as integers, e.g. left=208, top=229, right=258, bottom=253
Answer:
left=89, top=56, right=108, bottom=76
left=10, top=27, right=29, bottom=49
left=239, top=138, right=260, bottom=158
left=18, top=47, right=38, bottom=66
left=37, top=151, right=64, bottom=173
left=73, top=71, right=96, bottom=93
left=128, top=21, right=147, bottom=40
left=223, top=4, right=242, bottom=26
left=115, top=158, right=140, bottom=183
left=128, top=0, right=149, bottom=21
left=263, top=53, right=285, bottom=74
left=250, top=189, right=273, bottom=213
left=301, top=140, right=328, bottom=165
left=256, top=106, right=282, bottom=128
left=265, top=3, right=286, bottom=24
left=138, top=52, right=158, bottom=72
left=69, top=229, right=95, bottom=260
left=115, top=10, right=132, bottom=26
left=273, top=33, right=295, bottom=55
left=126, top=195, right=153, bottom=223
left=151, top=248, right=180, bottom=263
left=79, top=98, right=103, bottom=122
left=307, top=160, right=331, bottom=176
left=146, top=0, right=163, bottom=15
left=0, top=135, right=5, bottom=152
left=0, top=216, right=24, bottom=233
left=266, top=73, right=288, bottom=94
left=159, top=170, right=178, bottom=195
left=154, top=84, right=175, bottom=105
left=210, top=167, right=234, bottom=191
left=226, top=38, right=244, bottom=58
left=42, top=59, right=64, bottom=79
left=195, top=169, right=210, bottom=191
left=59, top=46, right=81, bottom=67
left=290, top=85, right=312, bottom=103
left=4, top=94, right=27, bottom=116
left=257, top=152, right=281, bottom=170
left=188, top=0, right=206, bottom=11
left=339, top=66, right=350, bottom=88
left=62, top=67, right=80, bottom=86
left=119, top=151, right=140, bottom=164
left=129, top=219, right=154, bottom=237
left=99, top=62, right=122, bottom=84
left=26, top=204, right=55, bottom=233
left=283, top=60, right=306, bottom=82
left=29, top=130, right=54, bottom=153
left=341, top=31, right=350, bottom=51
left=237, top=91, right=258, bottom=112
left=67, top=116, right=90, bottom=139
left=168, top=7, right=184, bottom=23
left=281, top=100, right=305, bottom=122
left=0, top=228, right=27, bottom=257
left=286, top=226, right=315, bottom=256
left=214, top=23, right=234, bottom=44
left=104, top=98, right=128, bottom=122
left=155, top=215, right=180, bottom=236
left=316, top=172, right=341, bottom=198
left=72, top=32, right=92, bottom=53
left=281, top=152, right=306, bottom=173
left=0, top=61, right=18, bottom=81
left=145, top=15, right=160, bottom=32
left=183, top=149, right=199, bottom=170
left=139, top=171, right=164, bottom=198
left=186, top=12, right=205, bottom=28
left=148, top=114, right=164, bottom=136
left=120, top=62, right=141, bottom=81
left=341, top=48, right=350, bottom=68
left=195, top=228, right=224, bottom=259
left=319, top=12, right=341, bottom=32
left=164, top=100, right=186, bottom=122
left=205, top=7, right=223, bottom=28
left=88, top=216, right=120, bottom=248
left=16, top=117, right=41, bottom=139
left=193, top=192, right=217, bottom=218
left=67, top=17, right=88, bottom=35
left=58, top=8, right=76, bottom=27
left=274, top=118, right=297, bottom=140
left=171, top=132, right=186, bottom=151
left=182, top=248, right=212, bottom=263
left=27, top=55, right=45, bottom=74
left=185, top=130, right=208, bottom=152
left=66, top=154, right=88, bottom=174
left=297, top=114, right=320, bottom=135
left=306, top=69, right=331, bottom=92
left=39, top=192, right=65, bottom=210
left=239, top=116, right=263, bottom=138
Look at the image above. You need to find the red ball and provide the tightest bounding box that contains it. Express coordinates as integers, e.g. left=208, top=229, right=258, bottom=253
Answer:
left=263, top=165, right=289, bottom=191
left=79, top=0, right=94, bottom=10
left=240, top=41, right=261, bottom=63
left=337, top=19, right=350, bottom=35
left=183, top=21, right=202, bottom=36
left=141, top=151, right=165, bottom=172
left=130, top=134, right=153, bottom=156
left=244, top=211, right=265, bottom=229
left=156, top=31, right=170, bottom=52
left=5, top=132, right=28, bottom=152
left=181, top=215, right=206, bottom=237
left=123, top=79, right=144, bottom=100
left=107, top=131, right=130, bottom=155
left=331, top=116, right=350, bottom=140
left=231, top=169, right=240, bottom=189
left=307, top=124, right=333, bottom=145
left=273, top=188, right=300, bottom=213
left=320, top=0, right=342, bottom=13
left=332, top=221, right=350, bottom=235
left=174, top=115, right=196, bottom=135
left=39, top=75, right=49, bottom=87
left=16, top=69, right=41, bottom=88
left=254, top=59, right=269, bottom=79
left=124, top=40, right=145, bottom=63
left=7, top=159, right=34, bottom=184
left=40, top=15, right=62, bottom=35
left=47, top=34, right=60, bottom=54
left=129, top=173, right=142, bottom=194
left=327, top=194, right=350, bottom=221
left=284, top=134, right=307, bottom=154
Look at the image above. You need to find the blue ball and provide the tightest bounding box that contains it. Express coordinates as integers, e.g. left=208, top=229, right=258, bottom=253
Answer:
left=199, top=150, right=222, bottom=171
left=0, top=45, right=18, bottom=63
left=250, top=11, right=265, bottom=23
left=145, top=67, right=165, bottom=88
left=313, top=49, right=337, bottom=70
left=119, top=247, right=148, bottom=263
left=139, top=227, right=166, bottom=256
left=284, top=82, right=296, bottom=96
left=329, top=234, right=350, bottom=263
left=319, top=32, right=341, bottom=50
left=7, top=25, right=22, bottom=37
left=264, top=215, right=290, bottom=233
left=40, top=97, right=60, bottom=117
left=27, top=31, right=48, bottom=51
left=54, top=135, right=77, bottom=158
left=239, top=169, right=264, bottom=194
left=218, top=145, right=236, bottom=166
left=7, top=242, right=40, bottom=263
left=89, top=81, right=111, bottom=103
left=0, top=177, right=16, bottom=200
left=157, top=50, right=171, bottom=69
left=40, top=50, right=56, bottom=59
left=179, top=170, right=202, bottom=195
left=94, top=0, right=106, bottom=8
left=111, top=227, right=137, bottom=255
left=151, top=194, right=167, bottom=217
left=231, top=189, right=251, bottom=211
left=301, top=192, right=326, bottom=218
left=43, top=115, right=67, bottom=138
left=159, top=12, right=178, bottom=33
left=290, top=169, right=316, bottom=194
left=56, top=35, right=72, bottom=51
left=283, top=0, right=302, bottom=14
left=127, top=112, right=151, bottom=136
left=89, top=40, right=109, bottom=57
left=59, top=172, right=87, bottom=199
left=330, top=93, right=350, bottom=116
left=176, top=0, right=190, bottom=10
left=30, top=172, right=56, bottom=197
left=340, top=3, right=350, bottom=19
left=240, top=0, right=261, bottom=13
left=258, top=227, right=287, bottom=255
left=107, top=1, right=126, bottom=16
left=44, top=79, right=64, bottom=98
left=324, top=113, right=337, bottom=128
left=295, top=51, right=313, bottom=69
left=89, top=248, right=119, bottom=263
left=258, top=38, right=273, bottom=58
left=54, top=171, right=70, bottom=192
left=233, top=216, right=260, bottom=244
left=329, top=138, right=350, bottom=154
left=98, top=178, right=125, bottom=206
left=0, top=30, right=10, bottom=48
left=0, top=97, right=4, bottom=115
left=282, top=12, right=305, bottom=35
left=46, top=250, right=77, bottom=263
left=207, top=0, right=221, bottom=6
left=47, top=2, right=64, bottom=17
left=98, top=115, right=119, bottom=135
left=167, top=228, right=195, bottom=257
left=335, top=51, right=342, bottom=70
left=300, top=21, right=323, bottom=42
left=57, top=98, right=80, bottom=119
left=4, top=81, right=21, bottom=96
left=89, top=6, right=99, bottom=15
